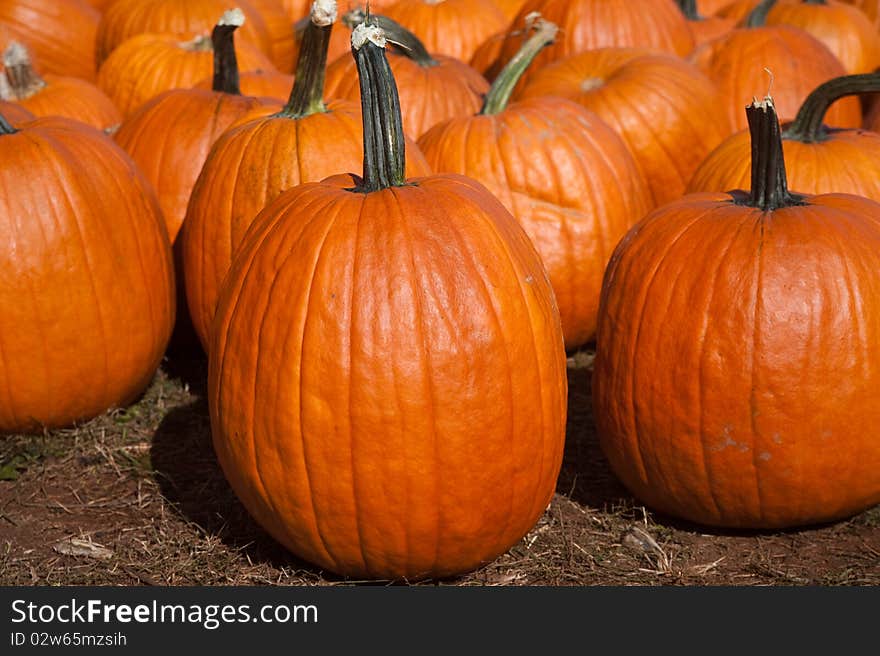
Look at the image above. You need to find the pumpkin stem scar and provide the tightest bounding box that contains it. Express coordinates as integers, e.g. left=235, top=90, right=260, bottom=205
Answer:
left=784, top=73, right=880, bottom=144
left=210, top=9, right=245, bottom=95
left=351, top=22, right=408, bottom=192
left=279, top=0, right=337, bottom=119
left=480, top=14, right=558, bottom=116
left=0, top=42, right=47, bottom=102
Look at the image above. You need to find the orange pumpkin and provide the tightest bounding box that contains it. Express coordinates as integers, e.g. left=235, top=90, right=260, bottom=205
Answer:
left=419, top=20, right=651, bottom=349
left=383, top=0, right=508, bottom=63
left=0, top=113, right=175, bottom=433
left=688, top=73, right=880, bottom=201
left=0, top=42, right=120, bottom=131
left=491, top=0, right=695, bottom=91
left=96, top=13, right=276, bottom=118
left=689, top=24, right=863, bottom=131
left=95, top=0, right=274, bottom=66
left=0, top=0, right=99, bottom=81
left=113, top=10, right=273, bottom=243
left=180, top=2, right=432, bottom=352
left=209, top=23, right=567, bottom=580
left=593, top=96, right=880, bottom=528
left=516, top=48, right=733, bottom=209
left=324, top=14, right=490, bottom=138
left=241, top=0, right=298, bottom=72
left=761, top=0, right=880, bottom=74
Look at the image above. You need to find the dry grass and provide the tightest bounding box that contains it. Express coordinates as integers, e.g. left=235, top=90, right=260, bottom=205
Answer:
left=1, top=345, right=878, bottom=587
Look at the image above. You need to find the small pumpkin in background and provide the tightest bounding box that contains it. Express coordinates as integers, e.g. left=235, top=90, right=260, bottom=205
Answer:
left=180, top=0, right=431, bottom=352
left=324, top=14, right=490, bottom=139
left=244, top=0, right=298, bottom=72
left=689, top=20, right=863, bottom=131
left=0, top=42, right=120, bottom=131
left=0, top=112, right=175, bottom=434
left=382, top=0, right=508, bottom=63
left=419, top=19, right=652, bottom=350
left=491, top=0, right=694, bottom=92
left=757, top=0, right=880, bottom=74
left=689, top=73, right=880, bottom=202
left=95, top=0, right=274, bottom=66
left=209, top=21, right=567, bottom=581
left=0, top=0, right=99, bottom=81
left=593, top=95, right=880, bottom=529
left=96, top=16, right=276, bottom=118
left=113, top=10, right=273, bottom=244
left=516, top=47, right=733, bottom=209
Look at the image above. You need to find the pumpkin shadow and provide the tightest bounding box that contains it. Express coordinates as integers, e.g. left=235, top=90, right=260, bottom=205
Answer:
left=149, top=399, right=335, bottom=578
left=161, top=341, right=209, bottom=400
left=556, top=357, right=634, bottom=512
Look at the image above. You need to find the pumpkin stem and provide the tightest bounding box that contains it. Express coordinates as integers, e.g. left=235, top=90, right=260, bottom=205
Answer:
left=739, top=97, right=806, bottom=211
left=211, top=9, right=245, bottom=95
left=784, top=73, right=880, bottom=143
left=0, top=112, right=17, bottom=134
left=280, top=0, right=337, bottom=119
left=745, top=0, right=777, bottom=27
left=480, top=14, right=558, bottom=116
left=352, top=22, right=407, bottom=192
left=676, top=0, right=701, bottom=20
left=0, top=42, right=46, bottom=101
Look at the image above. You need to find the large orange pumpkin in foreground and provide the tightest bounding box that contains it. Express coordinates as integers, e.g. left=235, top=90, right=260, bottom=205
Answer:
left=592, top=96, right=880, bottom=529
left=209, top=22, right=567, bottom=581
left=0, top=114, right=175, bottom=434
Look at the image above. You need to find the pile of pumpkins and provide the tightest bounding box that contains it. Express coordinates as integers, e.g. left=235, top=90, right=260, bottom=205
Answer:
left=1, top=0, right=879, bottom=582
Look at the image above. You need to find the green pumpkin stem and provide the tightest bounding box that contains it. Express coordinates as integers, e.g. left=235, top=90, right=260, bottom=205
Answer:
left=741, top=97, right=805, bottom=211
left=211, top=9, right=244, bottom=95
left=368, top=13, right=438, bottom=67
left=0, top=42, right=46, bottom=101
left=676, top=0, right=701, bottom=20
left=480, top=15, right=558, bottom=116
left=745, top=0, right=777, bottom=27
left=352, top=23, right=407, bottom=192
left=784, top=73, right=880, bottom=143
left=281, top=0, right=336, bottom=119
left=0, top=112, right=16, bottom=134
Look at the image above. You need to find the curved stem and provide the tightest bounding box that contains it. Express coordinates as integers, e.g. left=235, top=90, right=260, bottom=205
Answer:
left=280, top=1, right=337, bottom=119
left=0, top=112, right=16, bottom=134
left=211, top=9, right=244, bottom=95
left=480, top=16, right=558, bottom=116
left=739, top=97, right=805, bottom=210
left=745, top=0, right=777, bottom=27
left=352, top=23, right=406, bottom=192
left=784, top=73, right=880, bottom=142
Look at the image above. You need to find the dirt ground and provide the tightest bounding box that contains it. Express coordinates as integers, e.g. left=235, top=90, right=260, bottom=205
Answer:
left=1, top=340, right=878, bottom=587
